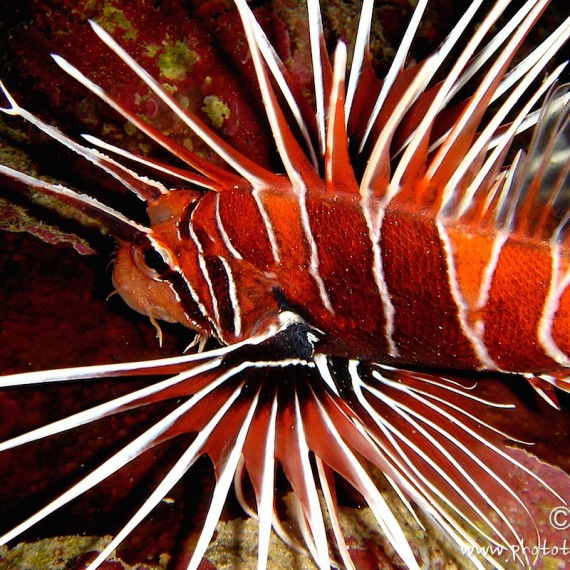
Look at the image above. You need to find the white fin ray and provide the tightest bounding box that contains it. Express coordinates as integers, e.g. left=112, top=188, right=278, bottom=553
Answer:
left=361, top=0, right=489, bottom=199
left=357, top=0, right=429, bottom=155
left=372, top=369, right=564, bottom=503
left=87, top=383, right=250, bottom=570
left=361, top=382, right=514, bottom=547
left=441, top=56, right=569, bottom=218
left=82, top=134, right=220, bottom=191
left=187, top=390, right=261, bottom=570
left=528, top=86, right=570, bottom=242
left=233, top=0, right=318, bottom=193
left=233, top=1, right=320, bottom=170
left=0, top=162, right=151, bottom=244
left=440, top=0, right=549, bottom=108
left=307, top=0, right=327, bottom=159
left=325, top=42, right=358, bottom=190
left=0, top=323, right=283, bottom=390
left=344, top=0, right=374, bottom=117
left=359, top=56, right=438, bottom=199
left=494, top=157, right=525, bottom=231
left=312, top=383, right=422, bottom=570
left=348, top=362, right=553, bottom=568
left=231, top=397, right=280, bottom=570
left=255, top=395, right=279, bottom=570
left=490, top=82, right=570, bottom=242
left=314, top=458, right=355, bottom=570
left=383, top=472, right=425, bottom=530
left=394, top=7, right=569, bottom=161
left=347, top=364, right=498, bottom=568
left=365, top=374, right=540, bottom=566
left=233, top=457, right=255, bottom=518
left=432, top=0, right=555, bottom=206
left=291, top=391, right=331, bottom=569
left=0, top=358, right=224, bottom=453
left=0, top=370, right=241, bottom=549
left=0, top=80, right=168, bottom=201
left=491, top=12, right=570, bottom=104
left=86, top=20, right=282, bottom=190
left=2, top=353, right=311, bottom=471
left=455, top=70, right=566, bottom=222
left=51, top=54, right=245, bottom=190
left=388, top=0, right=492, bottom=173
left=427, top=10, right=570, bottom=160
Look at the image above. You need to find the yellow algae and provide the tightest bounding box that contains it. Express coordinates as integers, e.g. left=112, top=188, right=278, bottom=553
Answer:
left=202, top=95, right=231, bottom=129
left=158, top=41, right=198, bottom=82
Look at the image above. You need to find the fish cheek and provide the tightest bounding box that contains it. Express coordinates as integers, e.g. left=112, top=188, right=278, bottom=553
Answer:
left=112, top=245, right=189, bottom=327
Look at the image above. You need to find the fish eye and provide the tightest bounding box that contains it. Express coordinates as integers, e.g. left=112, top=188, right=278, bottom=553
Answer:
left=134, top=244, right=173, bottom=279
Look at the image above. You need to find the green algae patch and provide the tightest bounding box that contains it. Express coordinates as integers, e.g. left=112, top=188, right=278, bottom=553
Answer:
left=100, top=6, right=137, bottom=41
left=0, top=536, right=170, bottom=569
left=146, top=44, right=161, bottom=58
left=158, top=41, right=198, bottom=82
left=202, top=95, right=231, bottom=129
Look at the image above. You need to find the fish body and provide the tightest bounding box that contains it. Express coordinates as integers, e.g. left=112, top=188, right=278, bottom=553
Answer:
left=116, top=183, right=570, bottom=374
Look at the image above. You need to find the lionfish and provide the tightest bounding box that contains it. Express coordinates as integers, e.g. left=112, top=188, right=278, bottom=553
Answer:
left=0, top=0, right=569, bottom=568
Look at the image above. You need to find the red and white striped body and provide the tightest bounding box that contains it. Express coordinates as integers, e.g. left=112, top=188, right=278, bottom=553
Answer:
left=115, top=185, right=570, bottom=376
